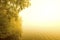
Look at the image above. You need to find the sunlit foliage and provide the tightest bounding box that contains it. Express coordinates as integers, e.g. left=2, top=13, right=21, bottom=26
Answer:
left=0, top=0, right=30, bottom=40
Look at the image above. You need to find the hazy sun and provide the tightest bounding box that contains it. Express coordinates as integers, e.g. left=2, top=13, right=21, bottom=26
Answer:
left=19, top=0, right=60, bottom=31
left=19, top=0, right=60, bottom=40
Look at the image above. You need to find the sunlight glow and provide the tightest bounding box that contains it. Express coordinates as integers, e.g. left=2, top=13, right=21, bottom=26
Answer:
left=20, top=0, right=60, bottom=40
left=19, top=0, right=60, bottom=32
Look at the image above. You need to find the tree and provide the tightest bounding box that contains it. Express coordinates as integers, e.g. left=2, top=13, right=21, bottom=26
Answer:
left=0, top=0, right=30, bottom=40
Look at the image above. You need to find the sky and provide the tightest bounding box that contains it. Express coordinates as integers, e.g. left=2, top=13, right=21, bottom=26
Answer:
left=19, top=0, right=60, bottom=39
left=19, top=0, right=60, bottom=32
left=20, top=0, right=60, bottom=27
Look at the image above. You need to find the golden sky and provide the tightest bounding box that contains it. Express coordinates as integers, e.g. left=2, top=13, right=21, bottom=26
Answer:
left=19, top=0, right=60, bottom=31
left=19, top=0, right=60, bottom=32
left=20, top=0, right=60, bottom=40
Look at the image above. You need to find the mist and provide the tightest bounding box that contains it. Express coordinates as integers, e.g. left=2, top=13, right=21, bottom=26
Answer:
left=20, top=0, right=60, bottom=40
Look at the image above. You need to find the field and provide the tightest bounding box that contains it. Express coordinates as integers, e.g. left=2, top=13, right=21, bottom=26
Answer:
left=21, top=26, right=60, bottom=40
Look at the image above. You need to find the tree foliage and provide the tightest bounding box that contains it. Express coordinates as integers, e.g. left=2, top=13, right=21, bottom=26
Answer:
left=0, top=0, right=30, bottom=13
left=0, top=0, right=30, bottom=21
left=0, top=0, right=30, bottom=39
